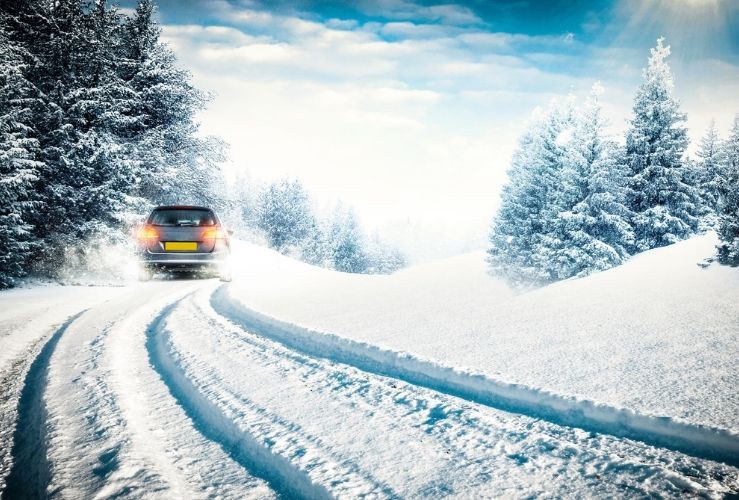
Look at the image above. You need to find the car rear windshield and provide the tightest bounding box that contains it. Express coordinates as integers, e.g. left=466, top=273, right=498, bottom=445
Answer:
left=149, top=209, right=216, bottom=227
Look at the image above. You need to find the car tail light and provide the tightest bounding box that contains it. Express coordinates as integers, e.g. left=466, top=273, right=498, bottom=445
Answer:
left=202, top=228, right=228, bottom=240
left=136, top=225, right=159, bottom=242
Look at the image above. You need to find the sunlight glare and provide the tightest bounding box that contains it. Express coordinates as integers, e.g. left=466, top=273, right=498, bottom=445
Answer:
left=615, top=0, right=729, bottom=63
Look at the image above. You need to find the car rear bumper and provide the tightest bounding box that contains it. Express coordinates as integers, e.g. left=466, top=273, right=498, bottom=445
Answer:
left=138, top=251, right=230, bottom=268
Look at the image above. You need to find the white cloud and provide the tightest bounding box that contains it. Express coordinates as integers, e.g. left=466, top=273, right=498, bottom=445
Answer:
left=199, top=43, right=298, bottom=63
left=355, top=0, right=484, bottom=25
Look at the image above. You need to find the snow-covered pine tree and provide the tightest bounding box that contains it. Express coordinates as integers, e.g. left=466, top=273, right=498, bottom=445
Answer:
left=717, top=115, right=739, bottom=265
left=694, top=120, right=724, bottom=225
left=487, top=98, right=576, bottom=286
left=223, top=172, right=261, bottom=236
left=487, top=129, right=538, bottom=285
left=625, top=38, right=701, bottom=252
left=300, top=218, right=329, bottom=267
left=65, top=1, right=138, bottom=230
left=9, top=0, right=87, bottom=271
left=327, top=206, right=367, bottom=274
left=363, top=231, right=406, bottom=274
left=0, top=15, right=41, bottom=288
left=256, top=179, right=315, bottom=252
left=123, top=0, right=226, bottom=208
left=544, top=83, right=634, bottom=279
left=14, top=0, right=140, bottom=271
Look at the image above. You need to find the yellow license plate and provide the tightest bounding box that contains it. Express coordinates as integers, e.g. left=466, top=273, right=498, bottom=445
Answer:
left=164, top=241, right=198, bottom=251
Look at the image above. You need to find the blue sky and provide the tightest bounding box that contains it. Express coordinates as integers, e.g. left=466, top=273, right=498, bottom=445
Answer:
left=120, top=0, right=739, bottom=260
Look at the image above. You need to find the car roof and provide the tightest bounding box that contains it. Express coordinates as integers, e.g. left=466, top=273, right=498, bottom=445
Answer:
left=152, top=205, right=214, bottom=211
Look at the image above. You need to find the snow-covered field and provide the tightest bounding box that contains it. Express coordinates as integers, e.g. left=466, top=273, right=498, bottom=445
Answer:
left=0, top=234, right=738, bottom=498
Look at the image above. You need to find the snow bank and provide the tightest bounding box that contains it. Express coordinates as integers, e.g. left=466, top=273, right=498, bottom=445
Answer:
left=225, top=234, right=739, bottom=449
left=212, top=286, right=739, bottom=466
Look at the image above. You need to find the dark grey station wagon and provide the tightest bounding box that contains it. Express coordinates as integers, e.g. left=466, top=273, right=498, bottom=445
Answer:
left=135, top=206, right=232, bottom=281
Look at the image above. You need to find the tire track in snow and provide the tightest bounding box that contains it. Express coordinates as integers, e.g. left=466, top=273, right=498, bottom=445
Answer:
left=102, top=287, right=276, bottom=499
left=0, top=337, right=46, bottom=496
left=146, top=299, right=335, bottom=500
left=29, top=282, right=274, bottom=499
left=44, top=318, right=165, bottom=497
left=3, top=310, right=86, bottom=500
left=182, top=294, right=403, bottom=497
left=211, top=285, right=739, bottom=468
left=40, top=284, right=209, bottom=498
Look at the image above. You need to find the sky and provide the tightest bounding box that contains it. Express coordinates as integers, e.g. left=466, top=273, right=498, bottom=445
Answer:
left=121, top=0, right=739, bottom=261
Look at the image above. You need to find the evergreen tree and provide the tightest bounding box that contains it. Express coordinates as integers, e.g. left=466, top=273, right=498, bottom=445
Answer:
left=20, top=0, right=139, bottom=270
left=545, top=84, right=634, bottom=279
left=19, top=0, right=86, bottom=265
left=717, top=115, right=739, bottom=265
left=300, top=218, right=329, bottom=267
left=695, top=120, right=724, bottom=223
left=256, top=179, right=314, bottom=252
left=0, top=16, right=41, bottom=287
left=487, top=98, right=576, bottom=286
left=123, top=0, right=225, bottom=208
left=327, top=206, right=367, bottom=274
left=364, top=231, right=406, bottom=274
left=625, top=38, right=700, bottom=251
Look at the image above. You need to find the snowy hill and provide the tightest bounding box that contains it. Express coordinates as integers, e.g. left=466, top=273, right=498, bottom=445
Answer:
left=224, top=234, right=739, bottom=445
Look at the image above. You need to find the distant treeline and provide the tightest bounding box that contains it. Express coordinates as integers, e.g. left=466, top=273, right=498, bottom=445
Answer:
left=0, top=0, right=226, bottom=287
left=230, top=177, right=406, bottom=275
left=488, top=38, right=739, bottom=287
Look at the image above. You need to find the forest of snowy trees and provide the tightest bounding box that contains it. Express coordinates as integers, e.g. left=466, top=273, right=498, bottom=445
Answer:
left=488, top=38, right=739, bottom=287
left=0, top=0, right=227, bottom=288
left=252, top=178, right=406, bottom=274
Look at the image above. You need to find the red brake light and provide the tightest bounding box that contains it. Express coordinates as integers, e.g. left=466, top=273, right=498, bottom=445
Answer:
left=136, top=225, right=159, bottom=241
left=202, top=228, right=227, bottom=240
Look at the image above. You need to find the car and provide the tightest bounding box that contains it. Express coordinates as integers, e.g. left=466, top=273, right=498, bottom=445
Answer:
left=135, top=205, right=232, bottom=282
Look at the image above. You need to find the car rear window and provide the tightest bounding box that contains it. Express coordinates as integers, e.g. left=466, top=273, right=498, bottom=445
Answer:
left=149, top=209, right=216, bottom=227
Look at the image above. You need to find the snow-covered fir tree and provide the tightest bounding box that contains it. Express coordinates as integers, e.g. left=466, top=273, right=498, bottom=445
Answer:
left=257, top=179, right=315, bottom=252
left=122, top=0, right=226, bottom=208
left=0, top=16, right=41, bottom=288
left=694, top=120, right=725, bottom=225
left=11, top=0, right=139, bottom=271
left=251, top=179, right=404, bottom=274
left=299, top=218, right=330, bottom=267
left=717, top=115, right=739, bottom=265
left=487, top=97, right=577, bottom=286
left=624, top=38, right=701, bottom=252
left=544, top=84, right=634, bottom=279
left=364, top=231, right=406, bottom=274
left=327, top=206, right=367, bottom=274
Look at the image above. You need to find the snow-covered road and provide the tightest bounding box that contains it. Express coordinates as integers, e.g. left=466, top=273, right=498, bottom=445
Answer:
left=1, top=277, right=737, bottom=498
